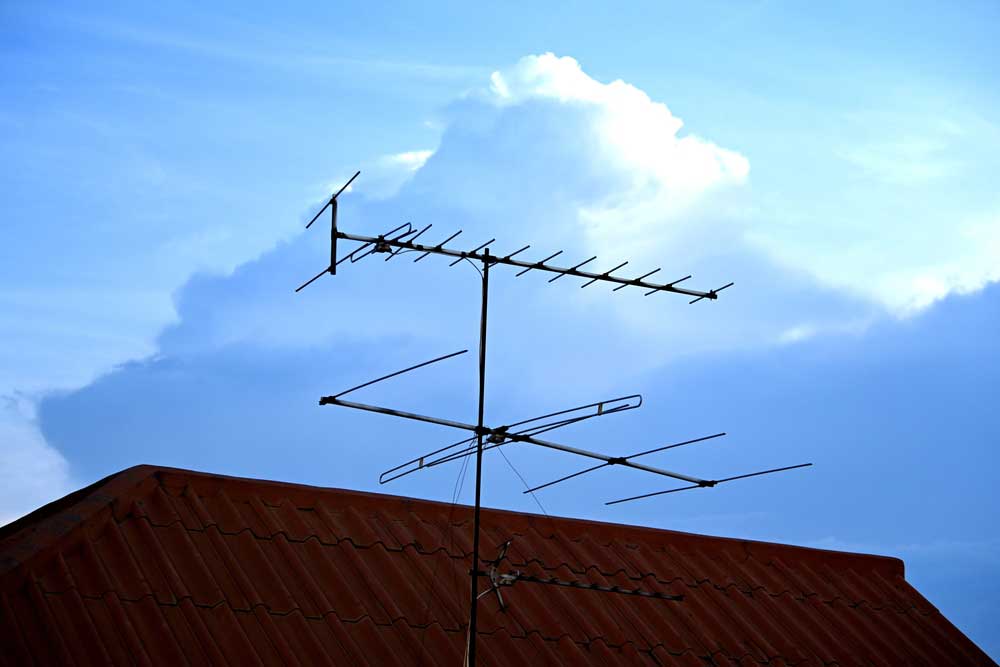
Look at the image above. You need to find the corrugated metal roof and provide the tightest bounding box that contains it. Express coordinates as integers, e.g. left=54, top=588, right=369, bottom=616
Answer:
left=0, top=465, right=993, bottom=665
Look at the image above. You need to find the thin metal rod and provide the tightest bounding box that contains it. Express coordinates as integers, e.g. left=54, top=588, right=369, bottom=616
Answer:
left=349, top=224, right=414, bottom=263
left=338, top=241, right=373, bottom=265
left=645, top=275, right=691, bottom=296
left=522, top=463, right=606, bottom=494
left=514, top=404, right=634, bottom=437
left=614, top=268, right=661, bottom=291
left=305, top=200, right=332, bottom=230
left=469, top=248, right=490, bottom=667
left=379, top=395, right=641, bottom=483
left=337, top=232, right=717, bottom=299
left=414, top=230, right=462, bottom=262
left=335, top=399, right=705, bottom=486
left=379, top=433, right=477, bottom=484
left=414, top=403, right=637, bottom=472
left=305, top=170, right=360, bottom=229
left=502, top=245, right=531, bottom=261
left=294, top=266, right=329, bottom=293
left=548, top=256, right=597, bottom=283
left=328, top=350, right=468, bottom=399
left=387, top=224, right=432, bottom=261
left=501, top=395, right=642, bottom=432
left=625, top=432, right=726, bottom=459
left=319, top=397, right=480, bottom=433
left=431, top=398, right=640, bottom=465
left=504, top=432, right=707, bottom=485
left=381, top=406, right=627, bottom=482
left=605, top=463, right=814, bottom=505
left=449, top=239, right=495, bottom=267
left=332, top=170, right=361, bottom=200
left=330, top=198, right=340, bottom=275
left=581, top=261, right=628, bottom=288
left=515, top=250, right=562, bottom=277
left=524, top=432, right=726, bottom=493
left=689, top=282, right=735, bottom=304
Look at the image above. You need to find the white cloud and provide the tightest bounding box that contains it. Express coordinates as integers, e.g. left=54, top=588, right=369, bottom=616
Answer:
left=12, top=53, right=1000, bottom=522
left=836, top=137, right=959, bottom=186
left=750, top=100, right=1000, bottom=316
left=486, top=54, right=749, bottom=262
left=336, top=149, right=435, bottom=200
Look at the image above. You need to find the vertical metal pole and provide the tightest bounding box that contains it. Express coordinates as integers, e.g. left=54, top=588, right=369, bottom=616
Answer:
left=468, top=249, right=490, bottom=667
left=329, top=198, right=338, bottom=275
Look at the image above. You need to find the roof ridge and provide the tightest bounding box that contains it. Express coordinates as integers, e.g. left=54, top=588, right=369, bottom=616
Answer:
left=155, top=465, right=905, bottom=575
left=0, top=465, right=160, bottom=576
left=2, top=464, right=906, bottom=582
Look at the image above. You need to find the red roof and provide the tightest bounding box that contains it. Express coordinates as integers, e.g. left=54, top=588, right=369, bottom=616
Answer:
left=1, top=465, right=992, bottom=666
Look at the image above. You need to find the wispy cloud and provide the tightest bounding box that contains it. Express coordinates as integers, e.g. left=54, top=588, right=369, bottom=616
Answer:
left=46, top=11, right=487, bottom=82
left=836, top=137, right=961, bottom=186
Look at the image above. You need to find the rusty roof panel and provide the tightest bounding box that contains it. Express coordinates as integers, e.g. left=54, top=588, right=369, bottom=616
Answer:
left=0, top=464, right=994, bottom=666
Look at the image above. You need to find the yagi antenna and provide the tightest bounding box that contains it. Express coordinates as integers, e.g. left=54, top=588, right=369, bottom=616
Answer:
left=295, top=171, right=811, bottom=667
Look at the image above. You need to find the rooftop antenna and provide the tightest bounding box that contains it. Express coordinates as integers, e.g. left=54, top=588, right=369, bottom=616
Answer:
left=296, top=172, right=811, bottom=666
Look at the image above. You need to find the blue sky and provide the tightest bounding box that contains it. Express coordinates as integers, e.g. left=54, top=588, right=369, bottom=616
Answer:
left=2, top=1, right=998, bottom=657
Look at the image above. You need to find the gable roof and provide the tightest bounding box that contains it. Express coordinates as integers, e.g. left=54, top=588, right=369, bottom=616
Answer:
left=0, top=465, right=993, bottom=666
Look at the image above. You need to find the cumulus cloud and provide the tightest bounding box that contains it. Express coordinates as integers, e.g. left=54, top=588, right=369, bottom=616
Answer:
left=17, top=51, right=1000, bottom=513
left=750, top=102, right=1000, bottom=315
left=485, top=54, right=750, bottom=263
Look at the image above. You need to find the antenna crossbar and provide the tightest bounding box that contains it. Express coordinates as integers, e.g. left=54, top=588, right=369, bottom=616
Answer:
left=378, top=394, right=642, bottom=484
left=335, top=230, right=724, bottom=300
left=321, top=395, right=711, bottom=486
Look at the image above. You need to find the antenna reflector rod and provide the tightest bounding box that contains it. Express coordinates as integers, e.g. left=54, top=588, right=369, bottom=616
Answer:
left=305, top=170, right=360, bottom=229
left=294, top=266, right=330, bottom=293
left=332, top=170, right=361, bottom=200
left=605, top=462, right=813, bottom=505
left=328, top=349, right=468, bottom=399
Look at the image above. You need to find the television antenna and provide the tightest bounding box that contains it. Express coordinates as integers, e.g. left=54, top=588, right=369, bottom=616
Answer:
left=296, top=171, right=812, bottom=665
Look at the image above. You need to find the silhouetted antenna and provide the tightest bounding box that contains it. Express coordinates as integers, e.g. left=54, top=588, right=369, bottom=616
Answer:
left=606, top=463, right=814, bottom=505
left=295, top=172, right=810, bottom=666
left=523, top=431, right=727, bottom=494
left=378, top=393, right=642, bottom=484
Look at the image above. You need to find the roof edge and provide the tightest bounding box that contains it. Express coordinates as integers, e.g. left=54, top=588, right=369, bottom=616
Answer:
left=0, top=464, right=160, bottom=575
left=1, top=464, right=906, bottom=581
left=152, top=465, right=906, bottom=578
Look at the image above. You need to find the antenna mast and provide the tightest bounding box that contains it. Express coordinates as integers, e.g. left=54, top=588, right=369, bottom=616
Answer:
left=297, top=172, right=811, bottom=666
